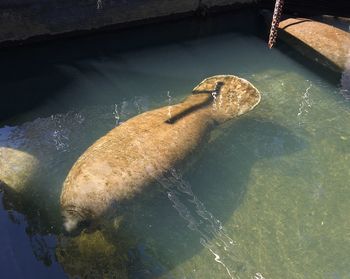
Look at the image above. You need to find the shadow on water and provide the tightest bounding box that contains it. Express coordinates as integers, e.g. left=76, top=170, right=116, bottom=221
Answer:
left=54, top=117, right=306, bottom=279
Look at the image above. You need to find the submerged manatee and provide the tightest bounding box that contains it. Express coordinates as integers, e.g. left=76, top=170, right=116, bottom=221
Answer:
left=60, top=75, right=261, bottom=234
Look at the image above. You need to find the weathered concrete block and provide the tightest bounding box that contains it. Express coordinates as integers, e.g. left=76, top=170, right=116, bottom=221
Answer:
left=0, top=0, right=199, bottom=44
left=278, top=18, right=350, bottom=73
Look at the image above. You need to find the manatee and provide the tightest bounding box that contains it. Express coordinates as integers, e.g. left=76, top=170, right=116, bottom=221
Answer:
left=60, top=75, right=261, bottom=235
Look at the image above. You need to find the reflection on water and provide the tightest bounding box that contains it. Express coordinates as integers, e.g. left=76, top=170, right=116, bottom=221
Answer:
left=297, top=80, right=313, bottom=126
left=157, top=169, right=237, bottom=279
left=1, top=11, right=350, bottom=279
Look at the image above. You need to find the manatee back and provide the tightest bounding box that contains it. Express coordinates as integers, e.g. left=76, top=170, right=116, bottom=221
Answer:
left=191, top=75, right=261, bottom=124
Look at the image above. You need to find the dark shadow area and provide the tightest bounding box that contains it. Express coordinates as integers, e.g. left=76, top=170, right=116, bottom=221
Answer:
left=313, top=15, right=350, bottom=33
left=166, top=82, right=223, bottom=124
left=165, top=97, right=212, bottom=124
left=0, top=9, right=260, bottom=122
left=280, top=19, right=312, bottom=29
left=0, top=191, right=68, bottom=279
left=259, top=0, right=350, bottom=17
left=274, top=39, right=342, bottom=85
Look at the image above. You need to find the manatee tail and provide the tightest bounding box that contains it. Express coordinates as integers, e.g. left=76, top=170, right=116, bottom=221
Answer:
left=192, top=75, right=261, bottom=124
left=165, top=76, right=260, bottom=124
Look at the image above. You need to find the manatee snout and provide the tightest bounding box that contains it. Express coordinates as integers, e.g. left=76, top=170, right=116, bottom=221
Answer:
left=62, top=207, right=94, bottom=236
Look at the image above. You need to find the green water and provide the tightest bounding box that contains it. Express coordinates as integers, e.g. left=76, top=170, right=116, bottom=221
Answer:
left=0, top=12, right=349, bottom=279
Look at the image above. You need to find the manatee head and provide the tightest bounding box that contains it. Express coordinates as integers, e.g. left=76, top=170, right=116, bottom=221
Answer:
left=192, top=75, right=261, bottom=124
left=61, top=206, right=95, bottom=236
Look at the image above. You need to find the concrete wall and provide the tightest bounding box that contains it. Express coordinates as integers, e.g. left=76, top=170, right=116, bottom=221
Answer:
left=260, top=0, right=350, bottom=17
left=0, top=0, right=257, bottom=45
left=203, top=0, right=256, bottom=7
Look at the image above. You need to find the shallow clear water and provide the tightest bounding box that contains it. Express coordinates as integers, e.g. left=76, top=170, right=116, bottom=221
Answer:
left=1, top=12, right=350, bottom=279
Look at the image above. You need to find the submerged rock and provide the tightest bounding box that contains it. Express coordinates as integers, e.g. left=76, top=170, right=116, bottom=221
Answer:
left=0, top=147, right=39, bottom=194
left=0, top=112, right=108, bottom=232
left=0, top=114, right=83, bottom=196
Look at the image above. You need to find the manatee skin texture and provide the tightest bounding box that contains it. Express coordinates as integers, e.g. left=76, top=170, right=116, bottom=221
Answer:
left=60, top=75, right=261, bottom=235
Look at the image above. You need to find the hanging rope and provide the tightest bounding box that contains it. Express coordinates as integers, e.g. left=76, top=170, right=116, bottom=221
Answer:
left=268, top=0, right=285, bottom=48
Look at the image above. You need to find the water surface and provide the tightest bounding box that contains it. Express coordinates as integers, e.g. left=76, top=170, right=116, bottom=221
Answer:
left=0, top=11, right=349, bottom=279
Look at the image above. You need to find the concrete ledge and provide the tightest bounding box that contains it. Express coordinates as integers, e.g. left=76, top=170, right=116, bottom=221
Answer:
left=278, top=18, right=350, bottom=73
left=0, top=0, right=256, bottom=46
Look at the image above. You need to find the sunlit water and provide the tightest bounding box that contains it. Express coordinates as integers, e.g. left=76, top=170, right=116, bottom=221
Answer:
left=0, top=12, right=349, bottom=279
